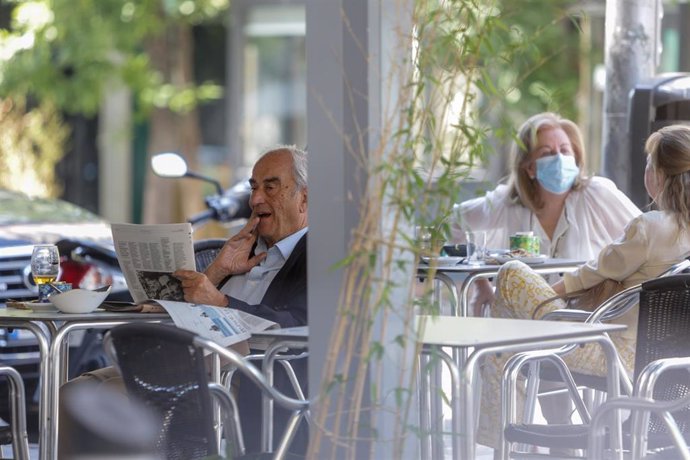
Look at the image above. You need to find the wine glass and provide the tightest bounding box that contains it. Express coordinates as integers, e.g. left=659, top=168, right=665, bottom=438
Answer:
left=31, top=244, right=60, bottom=301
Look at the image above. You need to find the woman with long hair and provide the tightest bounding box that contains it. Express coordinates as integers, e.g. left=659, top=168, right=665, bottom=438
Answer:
left=477, top=124, right=690, bottom=451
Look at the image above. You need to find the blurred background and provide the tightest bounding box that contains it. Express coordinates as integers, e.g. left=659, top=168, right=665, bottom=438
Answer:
left=0, top=0, right=688, bottom=236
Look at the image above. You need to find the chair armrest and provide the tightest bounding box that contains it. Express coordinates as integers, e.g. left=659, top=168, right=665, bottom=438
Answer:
left=502, top=350, right=591, bottom=424
left=196, top=335, right=309, bottom=413
left=209, top=382, right=245, bottom=456
left=541, top=309, right=591, bottom=321
left=636, top=356, right=690, bottom=399
left=585, top=285, right=641, bottom=323
left=541, top=285, right=641, bottom=325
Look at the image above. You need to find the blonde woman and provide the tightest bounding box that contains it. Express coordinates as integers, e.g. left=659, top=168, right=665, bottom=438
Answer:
left=454, top=112, right=640, bottom=262
left=453, top=112, right=641, bottom=314
left=477, top=124, right=690, bottom=451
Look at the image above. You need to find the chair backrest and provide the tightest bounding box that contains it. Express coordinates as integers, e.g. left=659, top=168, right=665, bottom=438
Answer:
left=194, top=239, right=226, bottom=273
left=634, top=273, right=690, bottom=436
left=106, top=323, right=219, bottom=460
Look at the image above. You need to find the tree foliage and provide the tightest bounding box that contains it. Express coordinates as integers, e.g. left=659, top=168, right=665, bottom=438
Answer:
left=483, top=0, right=584, bottom=122
left=0, top=97, right=68, bottom=196
left=0, top=0, right=228, bottom=116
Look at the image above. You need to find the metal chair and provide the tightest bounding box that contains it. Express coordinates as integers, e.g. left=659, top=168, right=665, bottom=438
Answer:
left=589, top=356, right=690, bottom=459
left=501, top=272, right=690, bottom=459
left=194, top=238, right=226, bottom=273
left=104, top=322, right=308, bottom=460
left=519, top=259, right=690, bottom=415
left=0, top=366, right=29, bottom=460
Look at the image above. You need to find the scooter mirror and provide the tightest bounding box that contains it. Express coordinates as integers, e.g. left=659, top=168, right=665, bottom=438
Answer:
left=151, top=152, right=188, bottom=178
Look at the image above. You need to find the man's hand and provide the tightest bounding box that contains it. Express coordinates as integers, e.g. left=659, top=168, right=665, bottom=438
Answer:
left=205, top=216, right=267, bottom=285
left=174, top=270, right=227, bottom=306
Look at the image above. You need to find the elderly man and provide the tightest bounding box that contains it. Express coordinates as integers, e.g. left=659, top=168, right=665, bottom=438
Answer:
left=174, top=145, right=308, bottom=327
left=59, top=146, right=309, bottom=456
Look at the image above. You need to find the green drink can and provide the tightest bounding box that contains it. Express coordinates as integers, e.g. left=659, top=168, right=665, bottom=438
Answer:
left=509, top=232, right=540, bottom=256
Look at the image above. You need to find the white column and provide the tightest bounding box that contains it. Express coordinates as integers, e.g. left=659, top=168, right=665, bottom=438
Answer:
left=307, top=0, right=419, bottom=457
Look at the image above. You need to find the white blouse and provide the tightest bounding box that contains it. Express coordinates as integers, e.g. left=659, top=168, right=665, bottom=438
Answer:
left=452, top=176, right=641, bottom=261
left=563, top=210, right=690, bottom=339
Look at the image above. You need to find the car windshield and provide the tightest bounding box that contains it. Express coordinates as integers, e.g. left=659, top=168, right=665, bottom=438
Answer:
left=0, top=189, right=102, bottom=225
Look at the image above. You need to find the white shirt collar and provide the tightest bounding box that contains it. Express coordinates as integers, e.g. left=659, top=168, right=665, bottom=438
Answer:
left=256, top=227, right=308, bottom=260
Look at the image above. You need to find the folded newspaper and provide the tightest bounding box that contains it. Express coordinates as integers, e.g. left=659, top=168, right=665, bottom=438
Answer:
left=110, top=223, right=278, bottom=347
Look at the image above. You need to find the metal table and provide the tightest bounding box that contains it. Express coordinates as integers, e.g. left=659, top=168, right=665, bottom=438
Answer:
left=417, top=315, right=624, bottom=460
left=249, top=326, right=309, bottom=453
left=415, top=258, right=582, bottom=457
left=0, top=307, right=169, bottom=460
left=417, top=258, right=582, bottom=317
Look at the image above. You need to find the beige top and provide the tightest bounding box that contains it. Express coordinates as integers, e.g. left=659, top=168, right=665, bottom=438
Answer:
left=564, top=210, right=690, bottom=339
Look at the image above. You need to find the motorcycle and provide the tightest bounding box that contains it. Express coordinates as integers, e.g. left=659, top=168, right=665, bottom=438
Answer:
left=150, top=151, right=252, bottom=229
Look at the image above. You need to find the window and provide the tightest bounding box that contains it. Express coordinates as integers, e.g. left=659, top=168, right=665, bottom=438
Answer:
left=228, top=1, right=306, bottom=179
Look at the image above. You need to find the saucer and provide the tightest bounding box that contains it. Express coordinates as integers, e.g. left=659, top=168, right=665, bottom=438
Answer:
left=6, top=300, right=57, bottom=311
left=420, top=256, right=464, bottom=267
left=29, top=301, right=58, bottom=312
left=490, top=254, right=547, bottom=265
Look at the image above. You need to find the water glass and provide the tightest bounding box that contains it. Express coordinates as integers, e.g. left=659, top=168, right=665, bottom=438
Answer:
left=415, top=225, right=435, bottom=255
left=465, top=230, right=487, bottom=265
left=31, top=244, right=60, bottom=301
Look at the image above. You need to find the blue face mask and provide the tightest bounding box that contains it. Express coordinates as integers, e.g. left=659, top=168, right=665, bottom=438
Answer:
left=535, top=153, right=579, bottom=194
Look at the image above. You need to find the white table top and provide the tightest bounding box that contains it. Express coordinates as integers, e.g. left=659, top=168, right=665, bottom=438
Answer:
left=417, top=257, right=582, bottom=274
left=251, top=325, right=308, bottom=339
left=417, top=315, right=625, bottom=348
left=0, top=307, right=169, bottom=321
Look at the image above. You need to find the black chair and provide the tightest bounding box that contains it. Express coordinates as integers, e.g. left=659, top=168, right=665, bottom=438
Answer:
left=589, top=356, right=690, bottom=459
left=530, top=258, right=690, bottom=396
left=501, top=273, right=690, bottom=459
left=104, top=323, right=308, bottom=460
left=194, top=238, right=226, bottom=273
left=0, top=366, right=29, bottom=460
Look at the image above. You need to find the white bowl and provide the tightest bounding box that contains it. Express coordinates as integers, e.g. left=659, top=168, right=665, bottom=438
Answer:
left=49, top=286, right=111, bottom=314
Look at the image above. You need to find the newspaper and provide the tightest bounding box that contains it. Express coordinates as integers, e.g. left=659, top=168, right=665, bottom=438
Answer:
left=110, top=223, right=279, bottom=347
left=110, top=223, right=196, bottom=304
left=157, top=300, right=277, bottom=347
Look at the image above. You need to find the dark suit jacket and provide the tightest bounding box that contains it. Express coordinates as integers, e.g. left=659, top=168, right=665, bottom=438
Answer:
left=224, top=233, right=307, bottom=328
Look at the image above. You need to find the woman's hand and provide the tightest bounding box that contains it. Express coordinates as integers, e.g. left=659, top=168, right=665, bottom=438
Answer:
left=551, top=279, right=566, bottom=296
left=469, top=278, right=495, bottom=316
left=174, top=269, right=227, bottom=306
left=204, top=216, right=267, bottom=284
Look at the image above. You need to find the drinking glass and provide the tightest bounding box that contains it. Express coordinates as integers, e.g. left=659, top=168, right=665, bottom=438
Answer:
left=31, top=244, right=60, bottom=301
left=465, top=230, right=487, bottom=265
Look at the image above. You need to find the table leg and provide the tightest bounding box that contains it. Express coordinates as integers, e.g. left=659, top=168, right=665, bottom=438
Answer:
left=8, top=323, right=51, bottom=460
left=432, top=348, right=461, bottom=459
left=261, top=340, right=308, bottom=453
left=418, top=352, right=432, bottom=459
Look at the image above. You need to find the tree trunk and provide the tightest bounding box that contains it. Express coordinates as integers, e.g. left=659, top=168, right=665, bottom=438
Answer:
left=142, top=23, right=202, bottom=226
left=602, top=0, right=661, bottom=196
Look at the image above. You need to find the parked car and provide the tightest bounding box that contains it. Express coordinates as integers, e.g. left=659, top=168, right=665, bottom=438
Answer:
left=0, top=188, right=127, bottom=428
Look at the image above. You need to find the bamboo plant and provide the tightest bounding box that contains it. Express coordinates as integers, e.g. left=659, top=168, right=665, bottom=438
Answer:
left=308, top=0, right=583, bottom=458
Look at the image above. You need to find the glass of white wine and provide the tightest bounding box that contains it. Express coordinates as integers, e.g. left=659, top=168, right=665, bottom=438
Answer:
left=31, top=244, right=60, bottom=301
